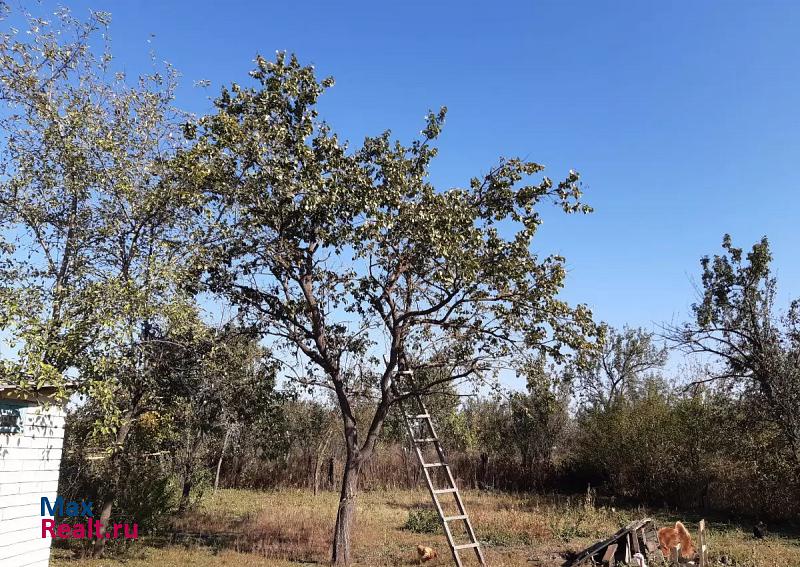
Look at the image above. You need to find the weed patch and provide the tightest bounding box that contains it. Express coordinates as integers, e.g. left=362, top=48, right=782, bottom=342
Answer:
left=402, top=508, right=441, bottom=534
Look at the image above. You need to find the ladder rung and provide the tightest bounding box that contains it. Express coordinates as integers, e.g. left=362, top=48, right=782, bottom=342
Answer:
left=408, top=414, right=430, bottom=419
left=414, top=437, right=438, bottom=443
left=433, top=488, right=457, bottom=495
left=444, top=515, right=468, bottom=522
left=454, top=542, right=480, bottom=550
left=422, top=462, right=448, bottom=468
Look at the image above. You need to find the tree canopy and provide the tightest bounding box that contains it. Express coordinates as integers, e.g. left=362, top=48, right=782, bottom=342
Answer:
left=182, top=52, right=601, bottom=564
left=671, top=235, right=800, bottom=479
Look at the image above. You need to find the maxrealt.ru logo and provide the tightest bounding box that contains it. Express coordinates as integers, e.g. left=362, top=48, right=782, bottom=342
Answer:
left=40, top=497, right=138, bottom=540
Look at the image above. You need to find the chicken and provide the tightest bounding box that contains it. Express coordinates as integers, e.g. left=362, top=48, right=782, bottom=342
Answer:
left=753, top=521, right=768, bottom=539
left=417, top=544, right=438, bottom=563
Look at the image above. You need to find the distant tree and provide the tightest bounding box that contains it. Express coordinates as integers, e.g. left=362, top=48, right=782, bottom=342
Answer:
left=207, top=331, right=286, bottom=493
left=510, top=361, right=571, bottom=487
left=184, top=53, right=601, bottom=564
left=573, top=375, right=700, bottom=503
left=462, top=396, right=514, bottom=477
left=572, top=325, right=668, bottom=410
left=669, top=235, right=800, bottom=480
left=280, top=398, right=337, bottom=494
left=148, top=323, right=283, bottom=511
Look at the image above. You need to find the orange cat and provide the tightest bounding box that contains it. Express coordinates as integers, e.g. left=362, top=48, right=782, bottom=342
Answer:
left=658, top=521, right=696, bottom=559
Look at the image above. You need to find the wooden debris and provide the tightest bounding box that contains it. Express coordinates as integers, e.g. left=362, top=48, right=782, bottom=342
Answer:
left=670, top=543, right=681, bottom=564
left=565, top=518, right=710, bottom=566
left=600, top=543, right=617, bottom=564
left=698, top=520, right=708, bottom=567
left=564, top=518, right=659, bottom=566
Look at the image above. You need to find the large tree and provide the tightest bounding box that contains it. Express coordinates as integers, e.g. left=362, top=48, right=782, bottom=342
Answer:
left=670, top=235, right=800, bottom=480
left=184, top=53, right=600, bottom=564
left=0, top=6, right=201, bottom=555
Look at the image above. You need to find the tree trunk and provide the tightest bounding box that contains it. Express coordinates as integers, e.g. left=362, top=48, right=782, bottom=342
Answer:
left=331, top=456, right=361, bottom=565
left=178, top=426, right=196, bottom=513
left=214, top=426, right=233, bottom=492
left=91, top=499, right=114, bottom=557
left=402, top=445, right=414, bottom=489
left=91, top=405, right=137, bottom=558
left=179, top=477, right=192, bottom=512
left=327, top=367, right=389, bottom=565
left=480, top=452, right=487, bottom=484
left=314, top=429, right=333, bottom=496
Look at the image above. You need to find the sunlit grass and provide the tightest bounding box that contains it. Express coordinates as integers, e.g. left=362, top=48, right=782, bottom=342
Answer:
left=51, top=488, right=800, bottom=566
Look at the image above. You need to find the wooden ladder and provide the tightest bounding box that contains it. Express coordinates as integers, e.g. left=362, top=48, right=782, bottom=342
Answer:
left=396, top=370, right=486, bottom=566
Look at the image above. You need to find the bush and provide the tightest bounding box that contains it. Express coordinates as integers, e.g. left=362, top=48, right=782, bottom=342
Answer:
left=59, top=407, right=180, bottom=538
left=403, top=508, right=441, bottom=534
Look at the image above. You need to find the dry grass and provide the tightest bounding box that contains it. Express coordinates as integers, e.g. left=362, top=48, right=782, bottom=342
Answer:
left=51, top=488, right=800, bottom=566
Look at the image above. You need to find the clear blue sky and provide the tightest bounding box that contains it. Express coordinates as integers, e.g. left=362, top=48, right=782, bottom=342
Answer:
left=46, top=0, right=800, bottom=331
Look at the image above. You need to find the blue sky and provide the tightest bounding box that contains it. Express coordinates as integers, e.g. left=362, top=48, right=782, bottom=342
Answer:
left=38, top=0, right=800, bottom=333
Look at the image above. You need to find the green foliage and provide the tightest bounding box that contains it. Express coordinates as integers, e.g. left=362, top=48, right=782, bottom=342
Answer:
left=7, top=3, right=797, bottom=555
left=574, top=378, right=697, bottom=502
left=60, top=405, right=179, bottom=538
left=182, top=51, right=601, bottom=474
left=571, top=368, right=800, bottom=520
left=402, top=508, right=441, bottom=534
left=509, top=361, right=572, bottom=478
left=672, top=235, right=800, bottom=482
left=0, top=4, right=200, bottom=433
left=694, top=234, right=773, bottom=329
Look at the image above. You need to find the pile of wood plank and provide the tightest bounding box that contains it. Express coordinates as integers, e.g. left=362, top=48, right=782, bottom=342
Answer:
left=565, top=518, right=659, bottom=566
left=565, top=518, right=709, bottom=566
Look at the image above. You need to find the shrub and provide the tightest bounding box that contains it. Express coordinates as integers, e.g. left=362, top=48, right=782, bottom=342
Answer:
left=403, top=508, right=441, bottom=534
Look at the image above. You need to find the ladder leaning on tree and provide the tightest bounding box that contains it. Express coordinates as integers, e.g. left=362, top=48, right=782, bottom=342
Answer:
left=394, top=369, right=487, bottom=567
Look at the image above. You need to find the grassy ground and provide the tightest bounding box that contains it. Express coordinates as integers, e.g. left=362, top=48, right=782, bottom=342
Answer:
left=51, top=488, right=800, bottom=566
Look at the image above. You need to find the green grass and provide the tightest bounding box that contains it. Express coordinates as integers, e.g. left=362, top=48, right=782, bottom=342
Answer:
left=50, top=488, right=800, bottom=566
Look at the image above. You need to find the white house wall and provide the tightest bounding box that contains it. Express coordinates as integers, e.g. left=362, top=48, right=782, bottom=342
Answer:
left=0, top=399, right=65, bottom=567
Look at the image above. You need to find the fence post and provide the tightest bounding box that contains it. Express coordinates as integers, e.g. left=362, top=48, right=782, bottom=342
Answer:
left=698, top=519, right=708, bottom=567
left=671, top=543, right=681, bottom=565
